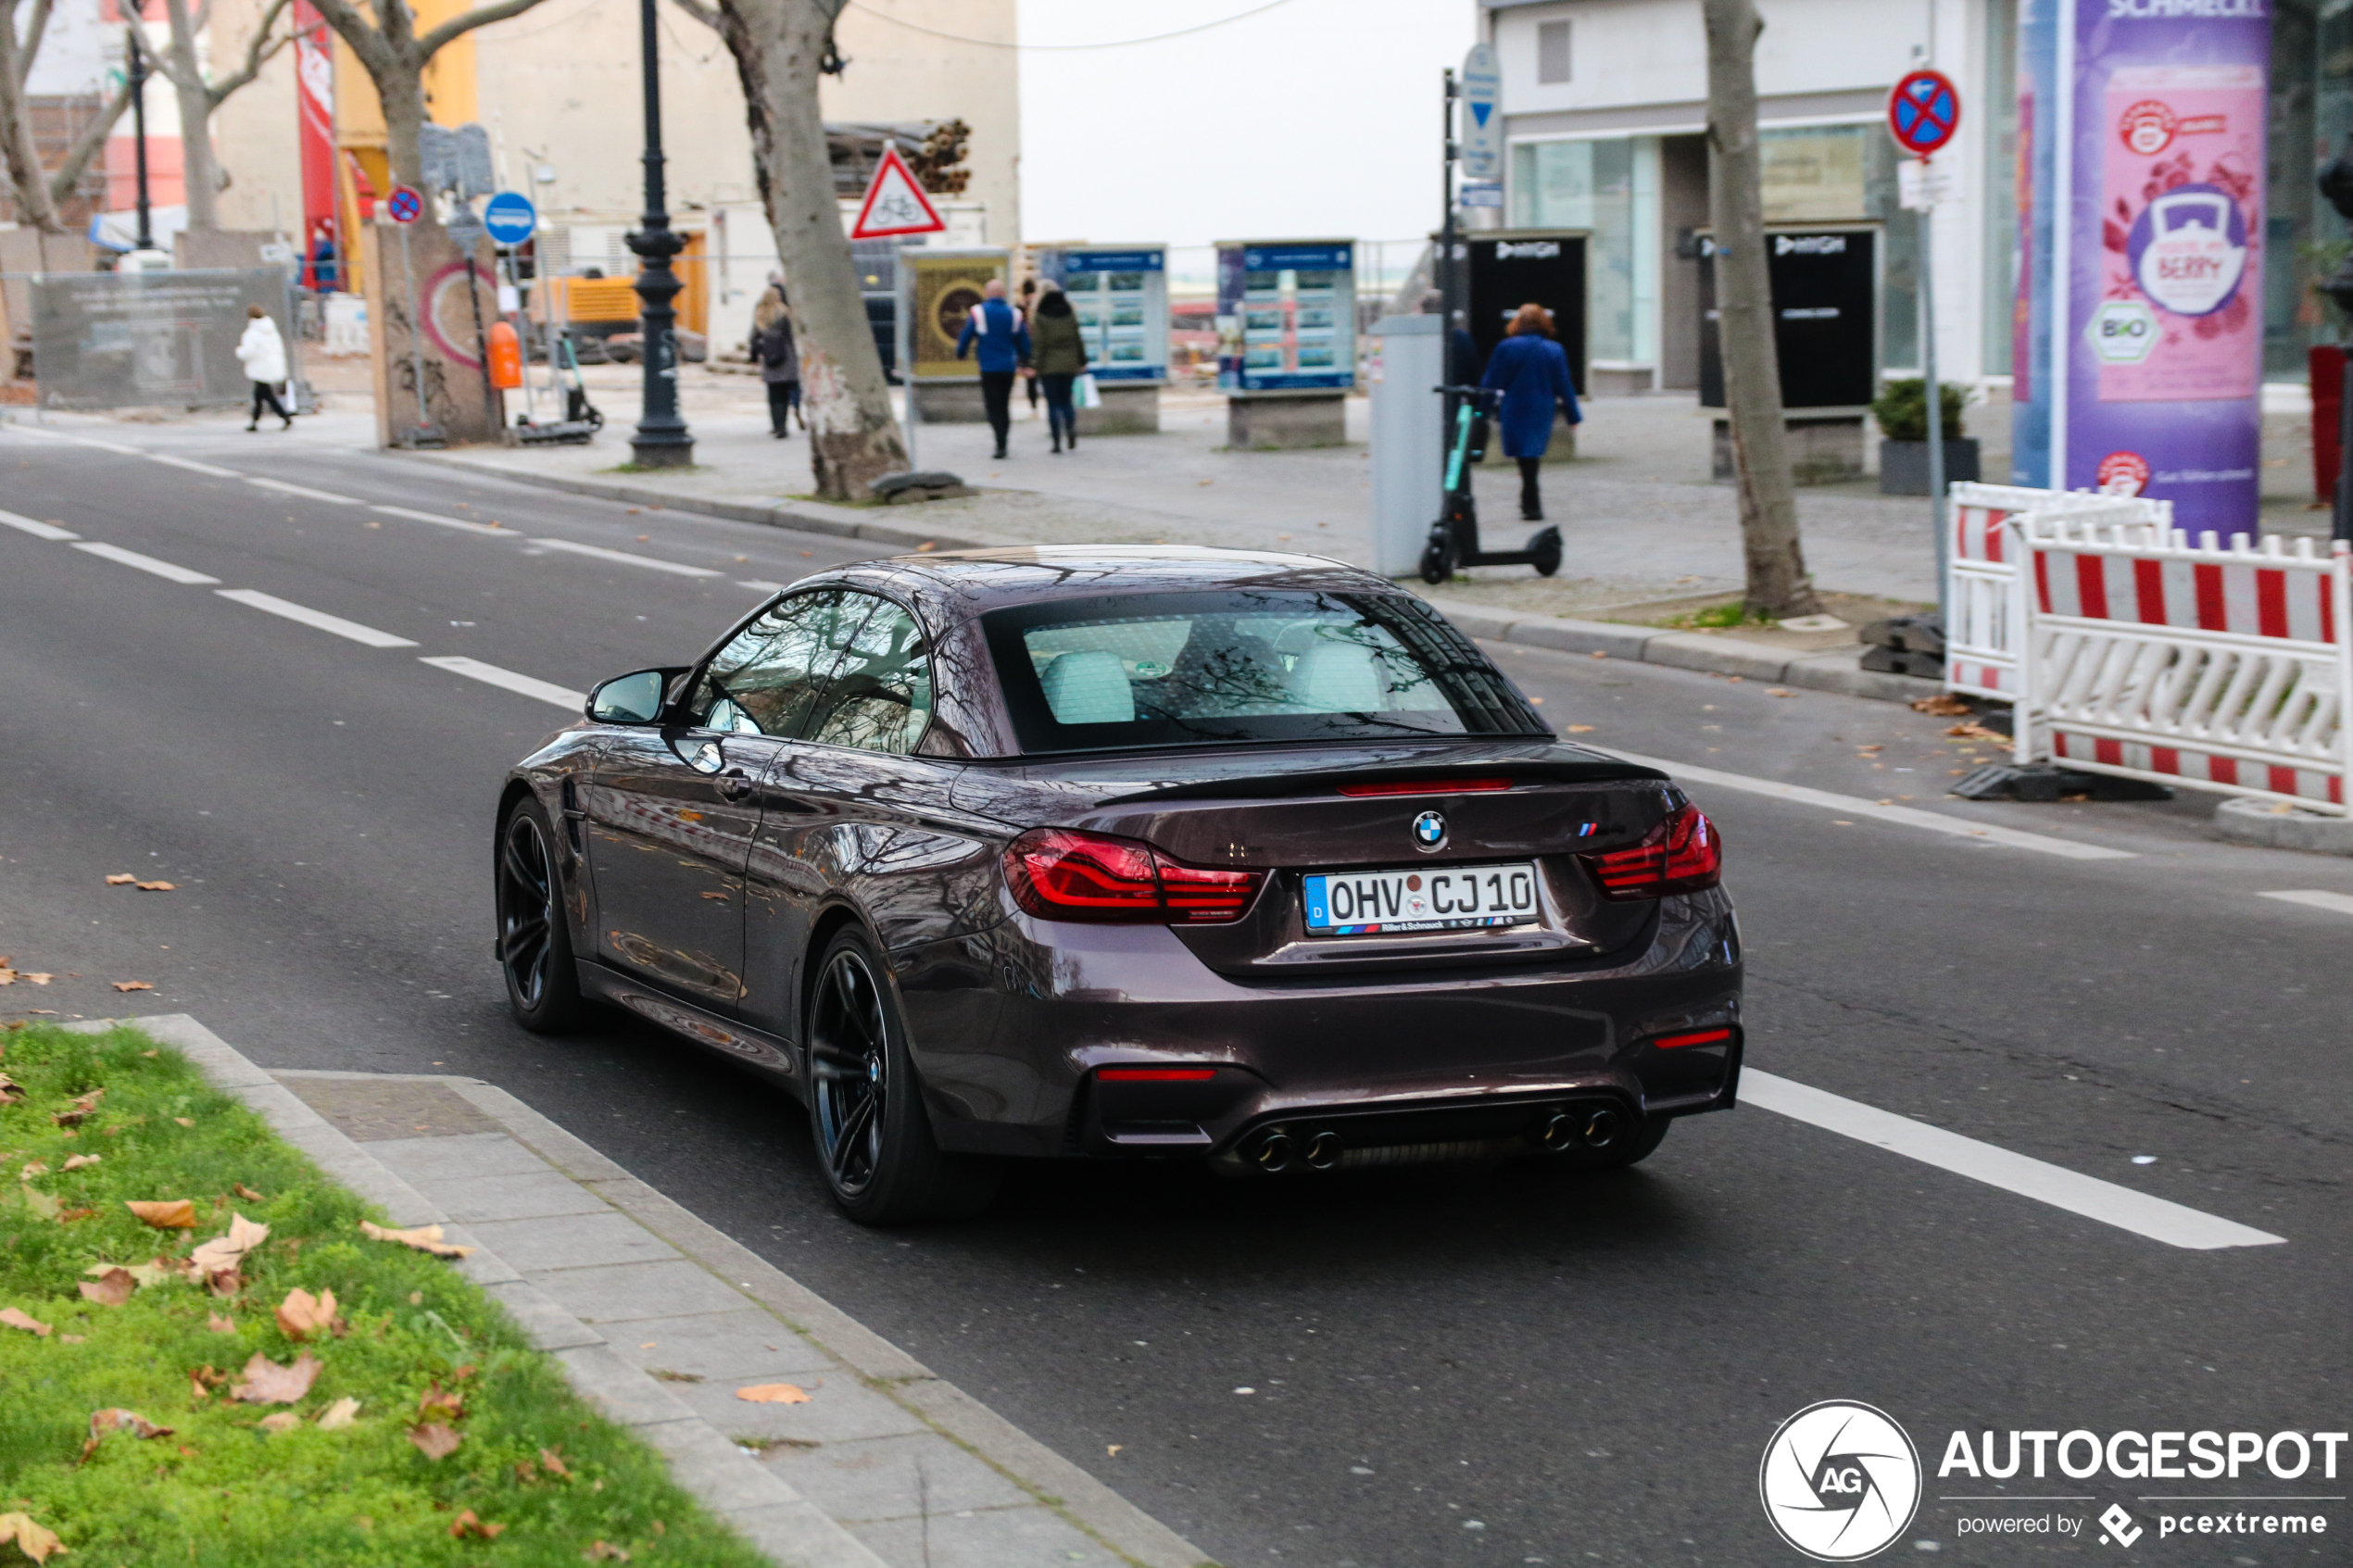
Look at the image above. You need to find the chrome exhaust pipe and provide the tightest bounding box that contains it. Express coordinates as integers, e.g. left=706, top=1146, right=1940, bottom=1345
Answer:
left=1304, top=1129, right=1342, bottom=1171
left=1253, top=1130, right=1295, bottom=1173
left=1541, top=1110, right=1579, bottom=1152
left=1582, top=1107, right=1625, bottom=1150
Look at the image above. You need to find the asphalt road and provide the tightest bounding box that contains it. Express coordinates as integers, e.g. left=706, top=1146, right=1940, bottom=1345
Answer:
left=2, top=417, right=2347, bottom=1567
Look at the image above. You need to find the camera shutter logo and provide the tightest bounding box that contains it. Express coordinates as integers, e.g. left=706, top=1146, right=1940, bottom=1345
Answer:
left=1758, top=1401, right=1921, bottom=1562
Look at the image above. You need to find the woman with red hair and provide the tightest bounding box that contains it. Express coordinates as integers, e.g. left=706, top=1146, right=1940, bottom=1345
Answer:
left=1478, top=302, right=1580, bottom=521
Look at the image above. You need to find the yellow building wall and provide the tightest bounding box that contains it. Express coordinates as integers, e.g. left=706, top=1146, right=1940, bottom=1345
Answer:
left=333, top=0, right=482, bottom=291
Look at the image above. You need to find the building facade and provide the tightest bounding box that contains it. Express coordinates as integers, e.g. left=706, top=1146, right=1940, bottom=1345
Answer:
left=1480, top=0, right=2345, bottom=397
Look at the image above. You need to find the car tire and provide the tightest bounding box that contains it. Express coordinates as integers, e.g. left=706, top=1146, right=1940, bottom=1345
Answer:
left=497, top=798, right=591, bottom=1034
left=806, top=928, right=1001, bottom=1225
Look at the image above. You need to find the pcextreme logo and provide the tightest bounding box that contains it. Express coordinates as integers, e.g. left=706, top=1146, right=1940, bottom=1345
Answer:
left=1759, top=1401, right=1923, bottom=1562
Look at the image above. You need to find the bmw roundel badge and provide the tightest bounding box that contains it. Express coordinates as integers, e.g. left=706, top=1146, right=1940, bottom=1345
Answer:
left=1411, top=809, right=1447, bottom=853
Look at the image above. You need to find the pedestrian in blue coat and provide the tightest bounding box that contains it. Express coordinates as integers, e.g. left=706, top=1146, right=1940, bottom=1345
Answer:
left=955, top=279, right=1032, bottom=459
left=1479, top=302, right=1580, bottom=521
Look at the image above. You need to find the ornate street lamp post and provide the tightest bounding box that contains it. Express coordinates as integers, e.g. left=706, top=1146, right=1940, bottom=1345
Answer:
left=625, top=0, right=692, bottom=467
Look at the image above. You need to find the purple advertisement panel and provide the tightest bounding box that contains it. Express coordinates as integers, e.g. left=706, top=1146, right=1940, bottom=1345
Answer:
left=2058, top=1, right=2269, bottom=539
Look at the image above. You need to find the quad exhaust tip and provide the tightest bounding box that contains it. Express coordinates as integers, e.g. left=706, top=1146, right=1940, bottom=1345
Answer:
left=1305, top=1130, right=1342, bottom=1171
left=1541, top=1105, right=1626, bottom=1153
left=1253, top=1131, right=1295, bottom=1173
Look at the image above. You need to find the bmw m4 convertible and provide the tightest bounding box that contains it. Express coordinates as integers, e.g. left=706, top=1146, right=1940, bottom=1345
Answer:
left=495, top=546, right=1742, bottom=1223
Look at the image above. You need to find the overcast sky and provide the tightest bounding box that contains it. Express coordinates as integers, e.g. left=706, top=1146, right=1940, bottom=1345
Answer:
left=1015, top=0, right=1477, bottom=251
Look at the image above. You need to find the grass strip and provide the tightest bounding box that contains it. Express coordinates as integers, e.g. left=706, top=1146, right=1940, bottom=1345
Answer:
left=0, top=1021, right=771, bottom=1566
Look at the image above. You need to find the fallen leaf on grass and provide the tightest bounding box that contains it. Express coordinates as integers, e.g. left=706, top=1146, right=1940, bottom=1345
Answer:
left=105, top=873, right=137, bottom=885
left=86, top=1408, right=172, bottom=1444
left=539, top=1446, right=571, bottom=1477
left=52, top=1090, right=103, bottom=1126
left=0, top=1512, right=65, bottom=1562
left=0, top=1075, right=20, bottom=1104
left=233, top=1183, right=264, bottom=1202
left=1909, top=693, right=1972, bottom=716
left=60, top=1155, right=98, bottom=1172
left=190, top=1364, right=228, bottom=1399
left=274, top=1287, right=341, bottom=1341
left=316, top=1397, right=360, bottom=1429
left=77, top=1268, right=133, bottom=1307
left=190, top=1213, right=269, bottom=1274
left=256, top=1411, right=301, bottom=1434
left=18, top=1160, right=44, bottom=1178
left=0, top=1308, right=52, bottom=1337
left=408, top=1423, right=462, bottom=1461
left=134, top=882, right=174, bottom=893
left=206, top=1311, right=235, bottom=1335
left=734, top=1383, right=811, bottom=1404
left=584, top=1543, right=631, bottom=1562
left=19, top=1187, right=58, bottom=1221
left=110, top=982, right=153, bottom=993
left=126, top=1198, right=195, bottom=1229
left=358, top=1221, right=473, bottom=1258
left=416, top=1382, right=464, bottom=1424
left=230, top=1350, right=321, bottom=1404
left=448, top=1511, right=505, bottom=1540
left=172, top=1118, right=193, bottom=1127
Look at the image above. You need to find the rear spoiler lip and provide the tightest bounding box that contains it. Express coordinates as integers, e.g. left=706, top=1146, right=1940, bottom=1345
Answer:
left=1089, top=759, right=1672, bottom=807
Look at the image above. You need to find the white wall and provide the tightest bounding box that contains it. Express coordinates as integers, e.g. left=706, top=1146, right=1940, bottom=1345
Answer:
left=1494, top=0, right=1929, bottom=115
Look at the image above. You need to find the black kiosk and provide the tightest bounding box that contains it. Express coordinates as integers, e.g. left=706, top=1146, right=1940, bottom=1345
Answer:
left=1698, top=224, right=1879, bottom=483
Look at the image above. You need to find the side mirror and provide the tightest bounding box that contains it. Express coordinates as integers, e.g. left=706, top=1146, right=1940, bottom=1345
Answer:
left=586, top=668, right=675, bottom=725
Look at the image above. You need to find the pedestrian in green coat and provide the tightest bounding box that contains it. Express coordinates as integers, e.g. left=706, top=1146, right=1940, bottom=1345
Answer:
left=1029, top=287, right=1088, bottom=453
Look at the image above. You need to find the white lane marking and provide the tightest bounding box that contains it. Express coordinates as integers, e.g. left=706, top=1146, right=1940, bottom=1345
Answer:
left=1741, top=1069, right=2283, bottom=1250
left=72, top=541, right=220, bottom=583
left=214, top=588, right=418, bottom=647
left=2258, top=889, right=2353, bottom=917
left=738, top=578, right=786, bottom=591
left=0, top=423, right=74, bottom=441
left=532, top=536, right=723, bottom=577
left=64, top=434, right=144, bottom=455
left=371, top=503, right=514, bottom=537
left=246, top=476, right=360, bottom=505
left=418, top=655, right=585, bottom=709
left=0, top=509, right=78, bottom=541
left=147, top=453, right=241, bottom=478
left=1603, top=748, right=2135, bottom=861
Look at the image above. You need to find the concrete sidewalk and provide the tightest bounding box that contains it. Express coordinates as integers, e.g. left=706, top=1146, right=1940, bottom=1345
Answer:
left=103, top=1013, right=1210, bottom=1568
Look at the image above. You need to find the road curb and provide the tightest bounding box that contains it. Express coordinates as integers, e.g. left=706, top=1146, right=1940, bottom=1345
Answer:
left=1421, top=595, right=1944, bottom=706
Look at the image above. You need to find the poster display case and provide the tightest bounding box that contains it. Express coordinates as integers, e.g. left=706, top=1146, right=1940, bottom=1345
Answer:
left=1214, top=240, right=1356, bottom=394
left=1038, top=245, right=1168, bottom=384
left=905, top=246, right=1008, bottom=423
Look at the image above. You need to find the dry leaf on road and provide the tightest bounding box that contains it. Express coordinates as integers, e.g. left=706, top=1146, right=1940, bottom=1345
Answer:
left=109, top=981, right=153, bottom=993
left=1909, top=693, right=1972, bottom=716
left=0, top=1308, right=52, bottom=1337
left=0, top=1512, right=65, bottom=1563
left=275, top=1287, right=340, bottom=1341
left=134, top=882, right=175, bottom=892
left=104, top=873, right=137, bottom=885
left=734, top=1383, right=811, bottom=1404
left=77, top=1267, right=133, bottom=1307
left=190, top=1212, right=269, bottom=1273
left=448, top=1511, right=505, bottom=1540
left=408, top=1422, right=462, bottom=1461
left=126, top=1198, right=195, bottom=1229
left=230, top=1350, right=321, bottom=1405
left=1944, top=721, right=2007, bottom=741
left=358, top=1220, right=473, bottom=1258
left=316, top=1397, right=361, bottom=1429
left=1564, top=723, right=1596, bottom=733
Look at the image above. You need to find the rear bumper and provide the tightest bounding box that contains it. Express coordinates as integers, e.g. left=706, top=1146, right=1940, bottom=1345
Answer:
left=897, top=892, right=1743, bottom=1159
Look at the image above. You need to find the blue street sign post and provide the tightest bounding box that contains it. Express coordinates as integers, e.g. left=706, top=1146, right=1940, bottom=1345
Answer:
left=484, top=192, right=536, bottom=246
left=1889, top=68, right=1962, bottom=628
left=1459, top=44, right=1500, bottom=182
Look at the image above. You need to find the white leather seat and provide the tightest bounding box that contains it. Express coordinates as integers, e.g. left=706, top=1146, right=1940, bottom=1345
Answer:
left=1039, top=650, right=1135, bottom=723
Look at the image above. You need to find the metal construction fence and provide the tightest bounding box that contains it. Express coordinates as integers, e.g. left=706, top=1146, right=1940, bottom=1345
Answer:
left=25, top=267, right=292, bottom=411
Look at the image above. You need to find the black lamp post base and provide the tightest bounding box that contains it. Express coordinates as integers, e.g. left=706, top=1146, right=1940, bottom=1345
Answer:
left=628, top=434, right=695, bottom=468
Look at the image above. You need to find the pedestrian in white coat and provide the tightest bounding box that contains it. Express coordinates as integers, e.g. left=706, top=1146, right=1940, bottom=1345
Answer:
left=235, top=305, right=293, bottom=431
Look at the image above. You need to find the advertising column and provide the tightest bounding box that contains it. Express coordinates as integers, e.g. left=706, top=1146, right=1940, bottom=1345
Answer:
left=2011, top=0, right=2269, bottom=540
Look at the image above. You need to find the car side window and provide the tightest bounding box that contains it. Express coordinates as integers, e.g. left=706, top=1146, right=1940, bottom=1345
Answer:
left=686, top=590, right=871, bottom=738
left=806, top=596, right=934, bottom=755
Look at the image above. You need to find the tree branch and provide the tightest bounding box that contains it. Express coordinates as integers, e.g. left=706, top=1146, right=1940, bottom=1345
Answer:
left=415, top=0, right=545, bottom=60
left=19, top=0, right=55, bottom=90
left=44, top=74, right=131, bottom=204
left=305, top=0, right=400, bottom=78
left=667, top=0, right=718, bottom=30
left=207, top=0, right=295, bottom=107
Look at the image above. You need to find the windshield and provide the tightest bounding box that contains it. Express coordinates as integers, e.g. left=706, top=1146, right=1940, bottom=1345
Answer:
left=981, top=590, right=1548, bottom=754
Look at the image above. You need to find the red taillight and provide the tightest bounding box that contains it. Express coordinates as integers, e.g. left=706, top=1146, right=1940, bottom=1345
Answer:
left=1337, top=777, right=1511, bottom=797
left=1579, top=804, right=1723, bottom=900
left=1653, top=1027, right=1733, bottom=1050
left=1003, top=828, right=1264, bottom=925
left=1097, top=1067, right=1219, bottom=1082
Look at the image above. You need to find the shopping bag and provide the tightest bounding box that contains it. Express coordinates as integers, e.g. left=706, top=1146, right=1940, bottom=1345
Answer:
left=1075, top=373, right=1101, bottom=410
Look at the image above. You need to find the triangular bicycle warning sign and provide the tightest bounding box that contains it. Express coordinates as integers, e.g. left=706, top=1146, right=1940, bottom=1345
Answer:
left=849, top=145, right=946, bottom=240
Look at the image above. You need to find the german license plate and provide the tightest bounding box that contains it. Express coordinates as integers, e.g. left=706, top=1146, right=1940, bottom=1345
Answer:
left=1302, top=863, right=1541, bottom=936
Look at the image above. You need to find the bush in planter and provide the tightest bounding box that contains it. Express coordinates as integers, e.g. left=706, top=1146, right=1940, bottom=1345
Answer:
left=1870, top=378, right=1967, bottom=442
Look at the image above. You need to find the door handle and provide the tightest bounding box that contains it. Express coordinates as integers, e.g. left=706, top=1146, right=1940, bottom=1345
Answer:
left=715, top=769, right=756, bottom=802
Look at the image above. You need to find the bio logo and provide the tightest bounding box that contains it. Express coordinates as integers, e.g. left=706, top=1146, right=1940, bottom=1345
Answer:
left=1760, top=1401, right=1922, bottom=1562
left=2087, top=298, right=2158, bottom=364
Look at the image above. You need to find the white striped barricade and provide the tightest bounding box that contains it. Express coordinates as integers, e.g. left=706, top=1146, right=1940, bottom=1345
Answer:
left=2013, top=517, right=2353, bottom=813
left=1943, top=483, right=2170, bottom=699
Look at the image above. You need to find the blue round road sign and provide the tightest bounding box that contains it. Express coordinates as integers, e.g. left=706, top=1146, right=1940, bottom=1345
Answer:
left=484, top=191, right=536, bottom=245
left=384, top=185, right=423, bottom=225
left=1888, top=69, right=1960, bottom=157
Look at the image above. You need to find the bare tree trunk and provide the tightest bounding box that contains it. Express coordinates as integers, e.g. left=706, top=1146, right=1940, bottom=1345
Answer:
left=717, top=0, right=907, bottom=501
left=159, top=0, right=220, bottom=230
left=1702, top=0, right=1819, bottom=620
left=0, top=0, right=67, bottom=232
left=376, top=66, right=428, bottom=195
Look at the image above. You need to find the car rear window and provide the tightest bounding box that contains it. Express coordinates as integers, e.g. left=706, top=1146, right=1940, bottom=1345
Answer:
left=981, top=590, right=1547, bottom=754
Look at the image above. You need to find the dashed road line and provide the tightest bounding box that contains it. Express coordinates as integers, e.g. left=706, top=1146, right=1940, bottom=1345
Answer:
left=147, top=453, right=241, bottom=478
left=0, top=509, right=78, bottom=541
left=215, top=588, right=418, bottom=647
left=246, top=476, right=361, bottom=505
left=418, top=656, right=585, bottom=709
left=72, top=541, right=220, bottom=584
left=531, top=536, right=724, bottom=577
left=371, top=503, right=515, bottom=537
left=1741, top=1070, right=2283, bottom=1250
left=2258, top=890, right=2353, bottom=917
left=1604, top=749, right=2136, bottom=861
left=738, top=578, right=786, bottom=592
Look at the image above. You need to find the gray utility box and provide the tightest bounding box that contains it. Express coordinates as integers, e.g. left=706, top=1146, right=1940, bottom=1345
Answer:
left=1367, top=315, right=1444, bottom=577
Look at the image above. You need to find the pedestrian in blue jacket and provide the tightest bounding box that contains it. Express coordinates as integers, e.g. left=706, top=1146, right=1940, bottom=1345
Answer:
left=955, top=279, right=1032, bottom=459
left=1479, top=302, right=1580, bottom=521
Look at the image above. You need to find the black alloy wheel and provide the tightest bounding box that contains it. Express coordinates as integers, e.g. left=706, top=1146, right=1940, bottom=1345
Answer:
left=497, top=801, right=587, bottom=1032
left=805, top=929, right=1000, bottom=1224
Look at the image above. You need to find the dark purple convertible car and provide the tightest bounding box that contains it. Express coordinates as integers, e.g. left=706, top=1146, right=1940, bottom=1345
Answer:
left=496, top=547, right=1741, bottom=1222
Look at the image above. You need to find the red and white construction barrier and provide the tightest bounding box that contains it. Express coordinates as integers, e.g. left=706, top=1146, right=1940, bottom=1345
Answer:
left=1944, top=483, right=2169, bottom=699
left=2013, top=517, right=2353, bottom=813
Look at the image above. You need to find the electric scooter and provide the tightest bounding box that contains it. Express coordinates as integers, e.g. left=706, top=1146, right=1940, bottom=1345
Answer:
left=1418, top=384, right=1564, bottom=585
